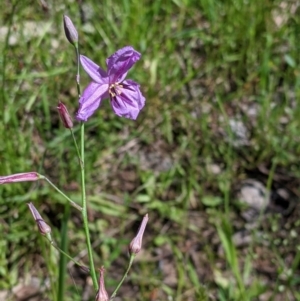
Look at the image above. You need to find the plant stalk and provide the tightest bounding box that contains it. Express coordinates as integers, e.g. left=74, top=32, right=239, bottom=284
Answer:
left=110, top=255, right=135, bottom=299
left=80, top=122, right=98, bottom=290
left=57, top=204, right=70, bottom=301
left=74, top=45, right=81, bottom=97
left=43, top=176, right=82, bottom=211
left=47, top=237, right=89, bottom=271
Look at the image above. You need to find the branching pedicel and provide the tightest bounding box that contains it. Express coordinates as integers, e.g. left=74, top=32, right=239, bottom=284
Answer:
left=1, top=15, right=147, bottom=300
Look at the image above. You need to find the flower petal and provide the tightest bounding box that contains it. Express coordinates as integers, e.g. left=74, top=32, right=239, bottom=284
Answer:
left=110, top=80, right=145, bottom=120
left=80, top=55, right=108, bottom=84
left=106, top=46, right=141, bottom=83
left=122, top=80, right=146, bottom=110
left=76, top=82, right=109, bottom=121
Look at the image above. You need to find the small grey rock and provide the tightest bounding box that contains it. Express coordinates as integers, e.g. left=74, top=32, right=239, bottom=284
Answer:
left=237, top=179, right=270, bottom=222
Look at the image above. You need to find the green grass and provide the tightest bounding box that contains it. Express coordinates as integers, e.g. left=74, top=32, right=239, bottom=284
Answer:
left=1, top=0, right=300, bottom=300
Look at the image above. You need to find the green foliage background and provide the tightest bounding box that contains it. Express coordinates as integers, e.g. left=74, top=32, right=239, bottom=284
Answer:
left=1, top=0, right=300, bottom=300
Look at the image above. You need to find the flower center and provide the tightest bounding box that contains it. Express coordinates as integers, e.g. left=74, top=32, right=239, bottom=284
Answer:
left=109, top=83, right=123, bottom=97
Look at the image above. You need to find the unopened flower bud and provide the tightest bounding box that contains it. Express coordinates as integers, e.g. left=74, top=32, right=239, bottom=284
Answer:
left=0, top=172, right=41, bottom=185
left=57, top=102, right=73, bottom=128
left=27, top=202, right=52, bottom=235
left=129, top=214, right=148, bottom=255
left=63, top=15, right=78, bottom=45
left=95, top=267, right=109, bottom=301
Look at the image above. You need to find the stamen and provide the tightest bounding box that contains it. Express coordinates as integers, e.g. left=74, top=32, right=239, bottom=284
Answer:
left=109, top=83, right=123, bottom=97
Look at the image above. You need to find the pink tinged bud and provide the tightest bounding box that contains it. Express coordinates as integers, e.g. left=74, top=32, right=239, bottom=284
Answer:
left=129, top=214, right=149, bottom=255
left=57, top=102, right=73, bottom=128
left=63, top=15, right=78, bottom=45
left=0, top=172, right=41, bottom=185
left=27, top=203, right=52, bottom=235
left=95, top=267, right=109, bottom=301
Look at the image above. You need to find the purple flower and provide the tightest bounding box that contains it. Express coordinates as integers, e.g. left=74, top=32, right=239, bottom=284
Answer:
left=76, top=46, right=145, bottom=121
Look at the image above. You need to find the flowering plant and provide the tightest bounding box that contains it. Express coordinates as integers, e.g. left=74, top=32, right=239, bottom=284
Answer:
left=1, top=15, right=148, bottom=301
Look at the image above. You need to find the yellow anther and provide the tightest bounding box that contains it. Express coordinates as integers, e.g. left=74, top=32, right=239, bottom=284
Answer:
left=109, top=82, right=123, bottom=97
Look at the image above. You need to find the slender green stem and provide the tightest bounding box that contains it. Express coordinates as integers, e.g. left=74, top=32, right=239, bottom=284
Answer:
left=80, top=122, right=98, bottom=290
left=74, top=44, right=81, bottom=97
left=42, top=176, right=82, bottom=211
left=72, top=38, right=98, bottom=290
left=110, top=255, right=135, bottom=299
left=57, top=204, right=70, bottom=301
left=47, top=237, right=89, bottom=271
left=70, top=128, right=81, bottom=162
